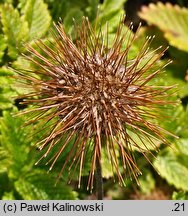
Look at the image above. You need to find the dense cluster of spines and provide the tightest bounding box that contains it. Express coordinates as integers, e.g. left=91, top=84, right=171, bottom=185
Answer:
left=16, top=17, right=176, bottom=190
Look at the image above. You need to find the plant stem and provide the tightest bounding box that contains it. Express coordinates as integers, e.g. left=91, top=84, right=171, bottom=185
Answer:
left=95, top=156, right=103, bottom=200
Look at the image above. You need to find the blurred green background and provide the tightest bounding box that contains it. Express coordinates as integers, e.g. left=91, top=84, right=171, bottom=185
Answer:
left=0, top=0, right=188, bottom=200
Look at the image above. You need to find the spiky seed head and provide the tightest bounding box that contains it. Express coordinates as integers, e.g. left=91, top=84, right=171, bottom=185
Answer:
left=16, top=17, right=177, bottom=190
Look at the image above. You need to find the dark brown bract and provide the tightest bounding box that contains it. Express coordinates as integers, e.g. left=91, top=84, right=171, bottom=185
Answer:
left=17, top=17, right=176, bottom=190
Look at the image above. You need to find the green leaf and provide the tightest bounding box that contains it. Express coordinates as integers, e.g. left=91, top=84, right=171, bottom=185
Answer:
left=2, top=191, right=15, bottom=200
left=12, top=56, right=32, bottom=71
left=139, top=171, right=155, bottom=195
left=0, top=34, right=7, bottom=62
left=0, top=147, right=9, bottom=173
left=18, top=0, right=27, bottom=8
left=136, top=26, right=169, bottom=51
left=21, top=0, right=51, bottom=39
left=0, top=111, right=30, bottom=161
left=154, top=149, right=188, bottom=191
left=101, top=148, right=113, bottom=178
left=139, top=3, right=188, bottom=52
left=15, top=170, right=78, bottom=199
left=0, top=72, right=15, bottom=109
left=98, top=0, right=127, bottom=32
left=175, top=139, right=188, bottom=156
left=63, top=7, right=84, bottom=35
left=165, top=67, right=188, bottom=99
left=0, top=111, right=78, bottom=200
left=164, top=104, right=188, bottom=138
left=127, top=129, right=162, bottom=151
left=0, top=66, right=13, bottom=76
left=43, top=0, right=68, bottom=22
left=172, top=191, right=188, bottom=200
left=100, top=0, right=126, bottom=16
left=0, top=111, right=33, bottom=179
left=0, top=172, right=10, bottom=198
left=86, top=0, right=99, bottom=20
left=0, top=4, right=29, bottom=59
left=154, top=103, right=187, bottom=138
left=0, top=96, right=13, bottom=110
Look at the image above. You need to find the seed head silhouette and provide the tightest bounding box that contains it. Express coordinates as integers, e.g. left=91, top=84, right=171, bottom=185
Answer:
left=16, top=17, right=177, bottom=191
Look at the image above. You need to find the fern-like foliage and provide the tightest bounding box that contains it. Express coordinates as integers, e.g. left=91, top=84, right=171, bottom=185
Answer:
left=139, top=2, right=188, bottom=52
left=0, top=111, right=78, bottom=200
left=153, top=104, right=188, bottom=191
left=98, top=0, right=127, bottom=32
left=0, top=4, right=29, bottom=59
left=20, top=0, right=51, bottom=39
left=0, top=67, right=15, bottom=110
left=0, top=0, right=187, bottom=200
left=0, top=34, right=7, bottom=62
